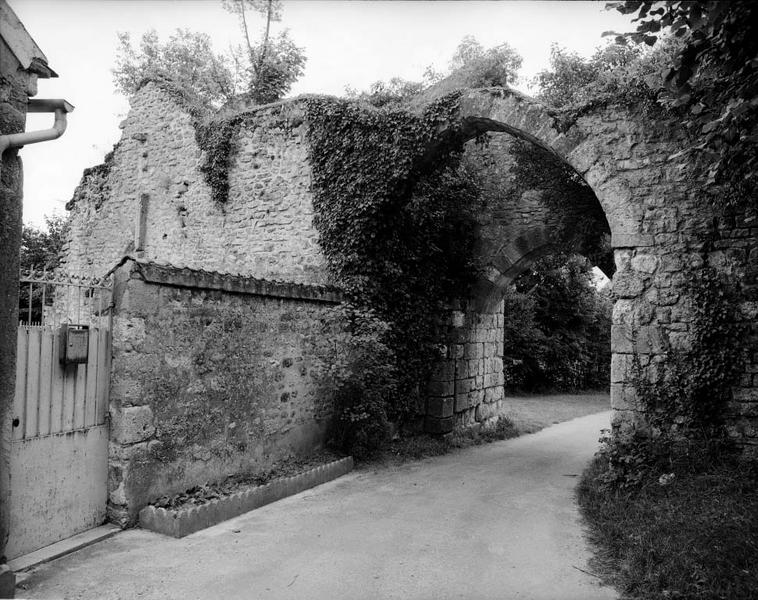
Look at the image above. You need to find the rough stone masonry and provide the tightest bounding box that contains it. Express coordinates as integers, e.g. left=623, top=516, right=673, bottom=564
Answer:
left=62, top=79, right=758, bottom=505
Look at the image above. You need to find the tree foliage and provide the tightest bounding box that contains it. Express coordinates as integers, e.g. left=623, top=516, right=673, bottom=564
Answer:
left=223, top=0, right=306, bottom=104
left=345, top=77, right=426, bottom=108
left=607, top=1, right=758, bottom=211
left=113, top=29, right=236, bottom=108
left=447, top=35, right=522, bottom=87
left=113, top=1, right=305, bottom=109
left=534, top=41, right=675, bottom=110
left=503, top=254, right=612, bottom=392
left=20, top=214, right=67, bottom=272
left=348, top=36, right=522, bottom=108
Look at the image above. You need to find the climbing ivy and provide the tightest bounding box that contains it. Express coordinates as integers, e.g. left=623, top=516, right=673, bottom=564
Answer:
left=196, top=117, right=239, bottom=204
left=303, top=94, right=480, bottom=428
left=599, top=264, right=746, bottom=489
left=635, top=266, right=745, bottom=437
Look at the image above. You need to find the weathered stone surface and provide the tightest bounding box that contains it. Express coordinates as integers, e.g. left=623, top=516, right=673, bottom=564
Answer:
left=612, top=270, right=646, bottom=298
left=58, top=82, right=758, bottom=455
left=111, top=406, right=155, bottom=445
left=107, top=259, right=345, bottom=523
left=631, top=253, right=659, bottom=274
left=427, top=397, right=454, bottom=419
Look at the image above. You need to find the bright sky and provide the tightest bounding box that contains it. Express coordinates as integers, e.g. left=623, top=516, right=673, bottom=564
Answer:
left=10, top=0, right=634, bottom=228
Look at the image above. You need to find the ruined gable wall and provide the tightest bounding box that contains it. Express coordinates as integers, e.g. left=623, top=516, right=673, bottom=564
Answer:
left=62, top=82, right=327, bottom=283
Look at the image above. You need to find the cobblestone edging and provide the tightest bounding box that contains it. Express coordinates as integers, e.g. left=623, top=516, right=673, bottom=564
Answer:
left=138, top=457, right=353, bottom=538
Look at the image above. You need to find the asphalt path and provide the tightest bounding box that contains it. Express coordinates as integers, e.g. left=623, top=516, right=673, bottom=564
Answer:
left=22, top=411, right=617, bottom=600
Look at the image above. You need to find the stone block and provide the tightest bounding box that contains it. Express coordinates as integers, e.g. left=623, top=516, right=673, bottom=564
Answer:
left=610, top=353, right=635, bottom=384
left=636, top=325, right=668, bottom=354
left=450, top=344, right=465, bottom=359
left=610, top=323, right=634, bottom=354
left=612, top=233, right=654, bottom=248
left=631, top=253, right=659, bottom=274
left=612, top=270, right=646, bottom=299
left=424, top=416, right=453, bottom=434
left=457, top=377, right=476, bottom=394
left=454, top=392, right=470, bottom=413
left=464, top=343, right=483, bottom=359
left=427, top=380, right=454, bottom=397
left=430, top=360, right=455, bottom=382
left=468, top=389, right=484, bottom=408
left=484, top=386, right=504, bottom=403
left=455, top=360, right=470, bottom=379
left=427, top=397, right=454, bottom=418
left=475, top=403, right=493, bottom=422
left=610, top=384, right=641, bottom=411
left=111, top=406, right=156, bottom=444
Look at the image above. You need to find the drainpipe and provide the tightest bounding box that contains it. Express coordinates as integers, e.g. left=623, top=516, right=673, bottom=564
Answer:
left=0, top=98, right=74, bottom=156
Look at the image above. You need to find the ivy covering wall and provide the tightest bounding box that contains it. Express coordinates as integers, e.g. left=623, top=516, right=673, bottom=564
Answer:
left=302, top=94, right=481, bottom=447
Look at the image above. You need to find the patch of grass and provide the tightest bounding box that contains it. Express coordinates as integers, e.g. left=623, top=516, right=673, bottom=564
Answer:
left=578, top=449, right=758, bottom=600
left=366, top=416, right=520, bottom=466
left=503, top=391, right=609, bottom=434
left=359, top=392, right=610, bottom=468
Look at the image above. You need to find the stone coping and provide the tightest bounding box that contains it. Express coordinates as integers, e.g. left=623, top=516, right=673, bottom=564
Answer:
left=111, top=256, right=343, bottom=304
left=138, top=457, right=353, bottom=538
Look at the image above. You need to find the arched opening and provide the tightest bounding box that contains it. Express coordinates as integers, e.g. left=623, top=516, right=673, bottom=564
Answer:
left=422, top=88, right=629, bottom=434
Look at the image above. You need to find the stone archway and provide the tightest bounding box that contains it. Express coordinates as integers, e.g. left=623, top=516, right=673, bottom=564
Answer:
left=63, top=81, right=758, bottom=454
left=421, top=87, right=698, bottom=436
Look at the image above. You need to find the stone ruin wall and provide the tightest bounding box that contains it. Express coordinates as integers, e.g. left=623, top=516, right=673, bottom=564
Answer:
left=566, top=103, right=758, bottom=452
left=62, top=83, right=758, bottom=454
left=62, top=82, right=327, bottom=284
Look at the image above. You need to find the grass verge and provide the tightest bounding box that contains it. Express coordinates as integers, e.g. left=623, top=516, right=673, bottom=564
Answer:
left=367, top=391, right=610, bottom=466
left=373, top=415, right=520, bottom=465
left=577, top=448, right=758, bottom=600
left=502, top=391, right=609, bottom=433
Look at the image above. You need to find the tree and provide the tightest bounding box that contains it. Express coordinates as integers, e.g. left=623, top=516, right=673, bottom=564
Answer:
left=347, top=36, right=522, bottom=108
left=112, top=29, right=236, bottom=108
left=448, top=35, right=522, bottom=87
left=534, top=39, right=681, bottom=111
left=19, top=215, right=68, bottom=324
left=503, top=254, right=612, bottom=392
left=345, top=77, right=425, bottom=108
left=20, top=214, right=67, bottom=272
left=607, top=1, right=758, bottom=212
left=223, top=0, right=306, bottom=104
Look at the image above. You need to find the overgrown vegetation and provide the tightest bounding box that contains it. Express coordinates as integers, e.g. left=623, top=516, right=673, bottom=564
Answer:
left=608, top=1, right=757, bottom=216
left=113, top=0, right=305, bottom=110
left=503, top=254, right=612, bottom=392
left=19, top=214, right=67, bottom=272
left=534, top=40, right=676, bottom=114
left=592, top=265, right=744, bottom=490
left=222, top=0, right=306, bottom=105
left=348, top=36, right=522, bottom=109
left=579, top=262, right=750, bottom=598
left=304, top=93, right=480, bottom=455
left=579, top=446, right=758, bottom=600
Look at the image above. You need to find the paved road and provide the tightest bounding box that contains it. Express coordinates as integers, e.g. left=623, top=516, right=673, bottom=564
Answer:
left=22, top=412, right=617, bottom=600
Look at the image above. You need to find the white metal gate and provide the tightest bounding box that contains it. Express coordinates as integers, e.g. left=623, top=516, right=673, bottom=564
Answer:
left=7, top=272, right=112, bottom=560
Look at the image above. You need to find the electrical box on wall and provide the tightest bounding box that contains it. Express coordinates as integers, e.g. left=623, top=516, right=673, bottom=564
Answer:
left=59, top=324, right=89, bottom=365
